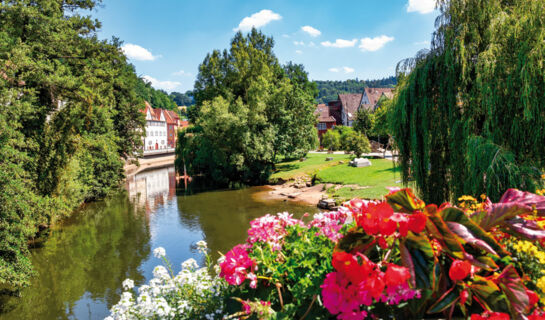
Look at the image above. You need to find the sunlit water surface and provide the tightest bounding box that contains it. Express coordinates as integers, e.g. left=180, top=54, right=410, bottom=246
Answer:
left=0, top=165, right=319, bottom=320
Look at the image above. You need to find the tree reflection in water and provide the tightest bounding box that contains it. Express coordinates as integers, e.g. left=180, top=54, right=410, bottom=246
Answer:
left=0, top=165, right=319, bottom=320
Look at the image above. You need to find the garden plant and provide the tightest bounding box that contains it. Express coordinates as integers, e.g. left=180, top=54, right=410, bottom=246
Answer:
left=109, top=187, right=545, bottom=319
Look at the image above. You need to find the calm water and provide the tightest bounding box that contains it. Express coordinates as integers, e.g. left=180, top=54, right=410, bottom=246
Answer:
left=0, top=165, right=319, bottom=320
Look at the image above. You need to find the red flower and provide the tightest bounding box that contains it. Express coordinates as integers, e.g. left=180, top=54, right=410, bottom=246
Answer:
left=384, top=264, right=411, bottom=287
left=471, top=312, right=510, bottom=320
left=408, top=212, right=427, bottom=233
left=332, top=252, right=372, bottom=284
left=449, top=260, right=471, bottom=282
left=527, top=289, right=539, bottom=307
left=364, top=272, right=385, bottom=300
left=460, top=289, right=469, bottom=304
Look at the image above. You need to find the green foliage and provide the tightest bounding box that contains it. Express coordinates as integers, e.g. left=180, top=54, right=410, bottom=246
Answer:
left=392, top=0, right=545, bottom=203
left=345, top=131, right=371, bottom=157
left=321, top=129, right=341, bottom=151
left=135, top=78, right=178, bottom=110
left=314, top=77, right=396, bottom=104
left=353, top=108, right=375, bottom=137
left=228, top=224, right=337, bottom=319
left=179, top=29, right=318, bottom=185
left=169, top=90, right=194, bottom=106
left=0, top=0, right=145, bottom=288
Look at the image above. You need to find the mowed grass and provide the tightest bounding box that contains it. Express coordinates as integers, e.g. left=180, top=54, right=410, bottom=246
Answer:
left=316, top=159, right=402, bottom=200
left=270, top=153, right=352, bottom=182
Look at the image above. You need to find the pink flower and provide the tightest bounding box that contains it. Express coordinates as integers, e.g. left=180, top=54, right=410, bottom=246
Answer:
left=309, top=210, right=350, bottom=242
left=247, top=213, right=304, bottom=250
left=219, top=244, right=256, bottom=286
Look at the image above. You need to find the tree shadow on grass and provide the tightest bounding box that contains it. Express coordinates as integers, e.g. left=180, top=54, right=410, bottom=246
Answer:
left=274, top=164, right=300, bottom=173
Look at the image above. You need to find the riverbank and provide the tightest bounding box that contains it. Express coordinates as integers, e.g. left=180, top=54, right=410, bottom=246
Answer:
left=257, top=153, right=402, bottom=206
left=124, top=153, right=175, bottom=177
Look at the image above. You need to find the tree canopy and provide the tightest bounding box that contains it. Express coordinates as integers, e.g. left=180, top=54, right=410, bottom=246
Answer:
left=177, top=29, right=318, bottom=186
left=392, top=0, right=545, bottom=203
left=0, top=0, right=145, bottom=288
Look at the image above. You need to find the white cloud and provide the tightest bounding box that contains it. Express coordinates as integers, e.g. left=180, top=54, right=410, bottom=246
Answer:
left=121, top=44, right=158, bottom=61
left=343, top=66, right=355, bottom=74
left=282, top=34, right=290, bottom=38
left=295, top=50, right=303, bottom=55
left=293, top=41, right=305, bottom=46
left=142, top=75, right=181, bottom=92
left=407, top=0, right=436, bottom=14
left=359, top=35, right=394, bottom=52
left=328, top=68, right=340, bottom=73
left=321, top=38, right=357, bottom=48
left=233, top=9, right=282, bottom=32
left=301, top=25, right=321, bottom=37
left=172, top=70, right=192, bottom=76
left=308, top=41, right=316, bottom=47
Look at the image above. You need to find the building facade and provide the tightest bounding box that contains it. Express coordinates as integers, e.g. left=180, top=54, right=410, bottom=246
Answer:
left=142, top=102, right=174, bottom=153
left=314, top=88, right=394, bottom=137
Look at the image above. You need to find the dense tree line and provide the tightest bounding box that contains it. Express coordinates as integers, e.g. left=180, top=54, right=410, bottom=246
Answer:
left=176, top=29, right=318, bottom=186
left=314, top=76, right=396, bottom=104
left=392, top=0, right=545, bottom=203
left=0, top=0, right=145, bottom=289
left=135, top=78, right=178, bottom=110
left=169, top=90, right=194, bottom=107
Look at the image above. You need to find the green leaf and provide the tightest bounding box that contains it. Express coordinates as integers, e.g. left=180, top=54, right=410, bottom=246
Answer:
left=427, top=214, right=466, bottom=259
left=496, top=265, right=529, bottom=318
left=470, top=277, right=509, bottom=314
left=386, top=188, right=426, bottom=213
left=441, top=207, right=508, bottom=256
left=401, top=233, right=437, bottom=290
left=427, top=286, right=458, bottom=314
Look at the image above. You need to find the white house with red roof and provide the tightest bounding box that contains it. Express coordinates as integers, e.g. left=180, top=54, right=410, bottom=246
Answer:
left=142, top=102, right=170, bottom=153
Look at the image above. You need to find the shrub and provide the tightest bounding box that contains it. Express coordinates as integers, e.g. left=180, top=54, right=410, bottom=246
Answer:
left=345, top=131, right=371, bottom=157
left=321, top=129, right=341, bottom=151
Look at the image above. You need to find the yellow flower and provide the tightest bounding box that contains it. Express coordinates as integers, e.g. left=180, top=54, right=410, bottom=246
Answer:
left=480, top=194, right=487, bottom=200
left=458, top=195, right=477, bottom=202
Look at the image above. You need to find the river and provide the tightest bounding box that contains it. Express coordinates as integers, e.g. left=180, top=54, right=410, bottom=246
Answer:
left=0, top=165, right=319, bottom=320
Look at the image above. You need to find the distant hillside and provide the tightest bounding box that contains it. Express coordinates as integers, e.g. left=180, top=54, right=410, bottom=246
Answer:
left=314, top=76, right=397, bottom=104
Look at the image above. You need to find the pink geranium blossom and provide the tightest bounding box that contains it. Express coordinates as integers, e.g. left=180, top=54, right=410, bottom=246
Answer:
left=219, top=244, right=256, bottom=286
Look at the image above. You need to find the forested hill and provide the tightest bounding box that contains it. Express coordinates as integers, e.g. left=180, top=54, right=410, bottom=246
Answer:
left=314, top=76, right=397, bottom=104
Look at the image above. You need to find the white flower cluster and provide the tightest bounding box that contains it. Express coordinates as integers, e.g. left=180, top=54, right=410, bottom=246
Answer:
left=106, top=243, right=226, bottom=320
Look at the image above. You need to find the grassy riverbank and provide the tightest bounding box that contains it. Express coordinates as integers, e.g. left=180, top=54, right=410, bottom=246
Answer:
left=270, top=153, right=402, bottom=200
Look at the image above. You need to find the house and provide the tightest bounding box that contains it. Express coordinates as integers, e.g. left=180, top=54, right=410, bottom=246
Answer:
left=141, top=102, right=188, bottom=153
left=163, top=110, right=179, bottom=148
left=314, top=104, right=337, bottom=137
left=359, top=88, right=394, bottom=113
left=338, top=93, right=364, bottom=127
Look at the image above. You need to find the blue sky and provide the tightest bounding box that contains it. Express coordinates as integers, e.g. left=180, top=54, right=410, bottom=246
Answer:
left=91, top=0, right=439, bottom=93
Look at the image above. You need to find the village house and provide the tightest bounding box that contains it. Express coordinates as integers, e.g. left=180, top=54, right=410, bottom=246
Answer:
left=314, top=88, right=394, bottom=136
left=141, top=102, right=184, bottom=153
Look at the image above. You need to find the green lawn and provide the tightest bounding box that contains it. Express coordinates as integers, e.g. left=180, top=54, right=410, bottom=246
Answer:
left=270, top=153, right=351, bottom=182
left=316, top=159, right=402, bottom=200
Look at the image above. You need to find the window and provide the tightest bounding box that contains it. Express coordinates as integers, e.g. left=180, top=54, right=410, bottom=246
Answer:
left=317, top=123, right=327, bottom=130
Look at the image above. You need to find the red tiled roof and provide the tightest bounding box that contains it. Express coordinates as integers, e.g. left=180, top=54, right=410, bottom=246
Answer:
left=315, top=104, right=336, bottom=122
left=339, top=93, right=363, bottom=120
left=364, top=88, right=394, bottom=106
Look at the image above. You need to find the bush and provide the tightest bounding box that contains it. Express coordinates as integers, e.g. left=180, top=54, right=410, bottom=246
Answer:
left=321, top=129, right=341, bottom=151
left=345, top=131, right=371, bottom=157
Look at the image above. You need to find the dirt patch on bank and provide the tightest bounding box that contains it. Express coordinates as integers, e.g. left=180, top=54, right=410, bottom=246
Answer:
left=253, top=182, right=334, bottom=206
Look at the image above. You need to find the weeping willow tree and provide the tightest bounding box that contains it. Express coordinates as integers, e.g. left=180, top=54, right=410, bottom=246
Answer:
left=392, top=0, right=545, bottom=203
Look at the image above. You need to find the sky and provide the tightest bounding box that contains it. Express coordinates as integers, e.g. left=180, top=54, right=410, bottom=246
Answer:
left=90, top=0, right=439, bottom=93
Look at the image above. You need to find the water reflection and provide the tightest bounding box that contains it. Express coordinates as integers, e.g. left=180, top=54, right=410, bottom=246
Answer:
left=0, top=165, right=319, bottom=320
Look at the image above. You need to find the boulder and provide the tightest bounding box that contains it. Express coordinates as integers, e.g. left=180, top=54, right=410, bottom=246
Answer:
left=349, top=158, right=372, bottom=168
left=325, top=157, right=334, bottom=161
